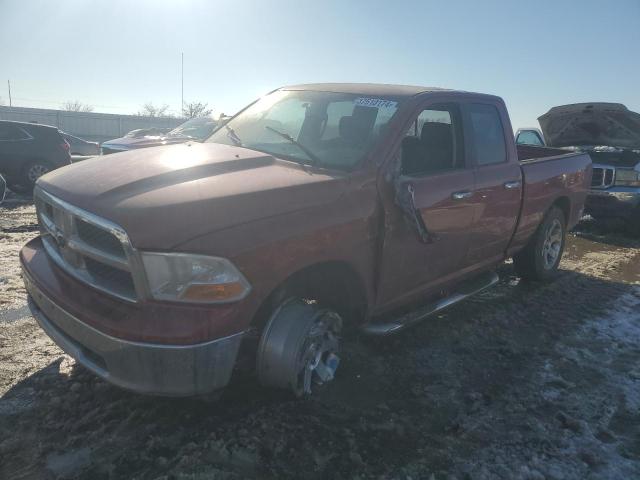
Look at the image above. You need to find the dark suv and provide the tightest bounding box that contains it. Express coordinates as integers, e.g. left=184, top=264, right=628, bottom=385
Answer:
left=0, top=120, right=71, bottom=189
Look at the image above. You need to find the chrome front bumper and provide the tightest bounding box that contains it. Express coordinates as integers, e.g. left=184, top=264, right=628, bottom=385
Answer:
left=23, top=269, right=243, bottom=396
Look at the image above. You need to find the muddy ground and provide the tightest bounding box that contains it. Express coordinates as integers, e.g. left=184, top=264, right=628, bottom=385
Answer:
left=1, top=192, right=639, bottom=480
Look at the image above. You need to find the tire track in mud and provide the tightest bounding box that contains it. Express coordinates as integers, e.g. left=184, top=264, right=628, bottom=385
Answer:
left=0, top=211, right=639, bottom=479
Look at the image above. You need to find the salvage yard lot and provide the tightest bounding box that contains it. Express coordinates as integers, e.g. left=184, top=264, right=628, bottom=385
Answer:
left=1, top=193, right=639, bottom=480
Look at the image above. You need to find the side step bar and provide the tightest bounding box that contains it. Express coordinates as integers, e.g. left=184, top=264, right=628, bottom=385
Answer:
left=362, top=271, right=499, bottom=336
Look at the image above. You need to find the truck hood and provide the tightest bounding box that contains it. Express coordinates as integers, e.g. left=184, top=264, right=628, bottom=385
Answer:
left=538, top=103, right=640, bottom=150
left=38, top=143, right=348, bottom=249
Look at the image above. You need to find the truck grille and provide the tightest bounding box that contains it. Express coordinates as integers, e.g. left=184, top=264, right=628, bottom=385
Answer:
left=34, top=187, right=139, bottom=302
left=591, top=166, right=615, bottom=188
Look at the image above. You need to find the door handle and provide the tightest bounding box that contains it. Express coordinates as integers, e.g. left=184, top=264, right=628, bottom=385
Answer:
left=504, top=180, right=522, bottom=189
left=451, top=191, right=473, bottom=200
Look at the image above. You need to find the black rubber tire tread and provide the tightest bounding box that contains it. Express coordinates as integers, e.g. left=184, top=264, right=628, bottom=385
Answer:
left=513, top=206, right=566, bottom=281
left=21, top=160, right=52, bottom=188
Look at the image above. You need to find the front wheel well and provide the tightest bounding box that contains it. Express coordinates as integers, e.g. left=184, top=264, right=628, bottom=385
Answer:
left=251, top=261, right=368, bottom=331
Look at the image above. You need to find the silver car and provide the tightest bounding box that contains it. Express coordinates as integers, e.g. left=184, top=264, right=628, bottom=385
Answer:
left=62, top=133, right=100, bottom=156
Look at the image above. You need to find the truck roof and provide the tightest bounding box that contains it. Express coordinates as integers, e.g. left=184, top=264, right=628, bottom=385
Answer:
left=281, top=83, right=500, bottom=102
left=282, top=83, right=448, bottom=97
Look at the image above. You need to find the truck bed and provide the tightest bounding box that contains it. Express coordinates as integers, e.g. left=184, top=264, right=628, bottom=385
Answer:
left=508, top=149, right=592, bottom=256
left=516, top=144, right=571, bottom=162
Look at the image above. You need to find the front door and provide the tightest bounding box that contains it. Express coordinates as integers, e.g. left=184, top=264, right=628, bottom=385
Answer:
left=376, top=103, right=477, bottom=308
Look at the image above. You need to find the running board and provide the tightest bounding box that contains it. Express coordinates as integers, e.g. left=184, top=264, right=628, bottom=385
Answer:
left=362, top=271, right=499, bottom=336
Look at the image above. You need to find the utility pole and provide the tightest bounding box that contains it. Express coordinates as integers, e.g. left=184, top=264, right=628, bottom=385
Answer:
left=181, top=52, right=184, bottom=116
left=7, top=80, right=12, bottom=107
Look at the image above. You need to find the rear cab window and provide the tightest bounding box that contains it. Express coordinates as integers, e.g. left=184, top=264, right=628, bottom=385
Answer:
left=466, top=104, right=507, bottom=166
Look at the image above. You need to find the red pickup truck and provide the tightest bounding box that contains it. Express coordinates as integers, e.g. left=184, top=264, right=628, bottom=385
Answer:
left=21, top=84, right=592, bottom=397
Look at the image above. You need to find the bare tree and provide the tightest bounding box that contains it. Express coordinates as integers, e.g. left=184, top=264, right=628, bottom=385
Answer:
left=137, top=102, right=171, bottom=117
left=63, top=100, right=94, bottom=112
left=182, top=101, right=213, bottom=119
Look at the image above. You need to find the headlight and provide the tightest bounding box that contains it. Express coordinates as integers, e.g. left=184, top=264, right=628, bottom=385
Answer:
left=614, top=169, right=640, bottom=187
left=141, top=252, right=251, bottom=303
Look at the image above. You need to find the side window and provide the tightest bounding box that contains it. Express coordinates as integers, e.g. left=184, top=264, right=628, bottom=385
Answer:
left=401, top=103, right=464, bottom=176
left=516, top=130, right=543, bottom=146
left=467, top=104, right=507, bottom=166
left=0, top=125, right=12, bottom=141
left=0, top=124, right=31, bottom=141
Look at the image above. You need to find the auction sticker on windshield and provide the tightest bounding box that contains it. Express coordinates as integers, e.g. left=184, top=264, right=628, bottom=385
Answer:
left=354, top=98, right=398, bottom=109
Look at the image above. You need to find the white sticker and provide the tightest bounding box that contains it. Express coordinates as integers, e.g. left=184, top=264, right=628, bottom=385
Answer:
left=354, top=98, right=398, bottom=109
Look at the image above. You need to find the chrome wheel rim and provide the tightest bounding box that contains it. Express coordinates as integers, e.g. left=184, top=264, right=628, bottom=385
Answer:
left=295, top=311, right=342, bottom=396
left=542, top=218, right=563, bottom=269
left=27, top=164, right=49, bottom=183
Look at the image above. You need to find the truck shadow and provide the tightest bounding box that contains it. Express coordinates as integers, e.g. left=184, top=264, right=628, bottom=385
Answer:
left=1, top=266, right=637, bottom=479
left=1, top=187, right=34, bottom=207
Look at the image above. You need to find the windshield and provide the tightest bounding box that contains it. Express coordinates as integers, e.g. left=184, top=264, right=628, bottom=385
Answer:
left=124, top=129, right=144, bottom=138
left=207, top=90, right=400, bottom=170
left=125, top=128, right=169, bottom=138
left=168, top=117, right=218, bottom=140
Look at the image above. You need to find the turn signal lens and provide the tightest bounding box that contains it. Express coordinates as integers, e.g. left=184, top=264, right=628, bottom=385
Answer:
left=181, top=282, right=248, bottom=302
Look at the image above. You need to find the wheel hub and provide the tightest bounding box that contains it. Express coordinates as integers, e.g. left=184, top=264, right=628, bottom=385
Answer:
left=541, top=218, right=562, bottom=269
left=257, top=299, right=342, bottom=397
left=28, top=164, right=49, bottom=183
left=297, top=318, right=341, bottom=395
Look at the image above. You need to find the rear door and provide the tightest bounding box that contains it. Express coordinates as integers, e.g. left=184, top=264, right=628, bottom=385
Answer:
left=376, top=102, right=477, bottom=307
left=463, top=103, right=522, bottom=264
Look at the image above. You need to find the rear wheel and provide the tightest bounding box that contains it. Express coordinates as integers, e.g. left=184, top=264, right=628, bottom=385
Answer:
left=257, top=299, right=342, bottom=397
left=22, top=161, right=52, bottom=188
left=514, top=206, right=566, bottom=281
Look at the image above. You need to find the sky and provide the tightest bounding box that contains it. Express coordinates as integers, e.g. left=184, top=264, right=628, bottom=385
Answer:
left=1, top=0, right=638, bottom=130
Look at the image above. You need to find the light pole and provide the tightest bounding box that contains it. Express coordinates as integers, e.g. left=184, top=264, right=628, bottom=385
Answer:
left=181, top=53, right=184, bottom=116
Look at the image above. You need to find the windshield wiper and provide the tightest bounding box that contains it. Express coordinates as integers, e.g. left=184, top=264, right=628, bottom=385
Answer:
left=225, top=125, right=242, bottom=146
left=264, top=126, right=321, bottom=165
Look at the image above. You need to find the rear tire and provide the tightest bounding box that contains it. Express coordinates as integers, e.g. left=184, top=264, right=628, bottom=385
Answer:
left=22, top=161, right=52, bottom=188
left=514, top=206, right=566, bottom=281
